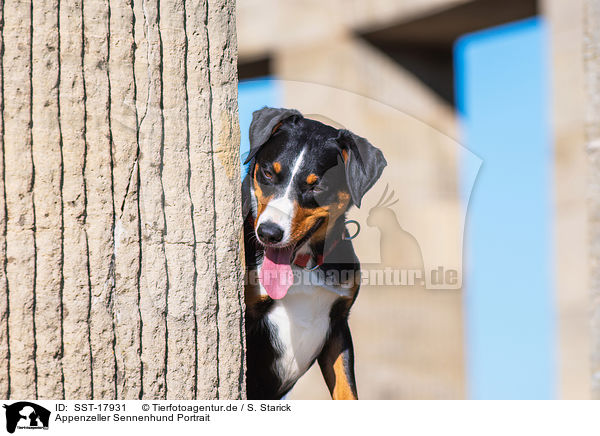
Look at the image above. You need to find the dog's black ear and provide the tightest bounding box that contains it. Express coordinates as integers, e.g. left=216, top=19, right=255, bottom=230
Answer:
left=337, top=129, right=387, bottom=208
left=244, top=107, right=302, bottom=165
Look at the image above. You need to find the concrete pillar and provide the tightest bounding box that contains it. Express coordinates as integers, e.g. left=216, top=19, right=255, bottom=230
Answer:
left=584, top=0, right=600, bottom=399
left=0, top=0, right=244, bottom=400
left=543, top=0, right=589, bottom=399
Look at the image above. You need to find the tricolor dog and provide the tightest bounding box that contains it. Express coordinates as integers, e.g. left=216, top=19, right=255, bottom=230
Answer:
left=243, top=107, right=386, bottom=400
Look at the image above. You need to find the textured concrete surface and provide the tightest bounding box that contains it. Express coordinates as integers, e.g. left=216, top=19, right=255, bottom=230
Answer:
left=543, top=0, right=590, bottom=399
left=0, top=0, right=244, bottom=399
left=584, top=0, right=600, bottom=400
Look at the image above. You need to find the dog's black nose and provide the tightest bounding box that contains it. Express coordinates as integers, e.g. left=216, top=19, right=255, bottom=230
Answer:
left=257, top=222, right=284, bottom=244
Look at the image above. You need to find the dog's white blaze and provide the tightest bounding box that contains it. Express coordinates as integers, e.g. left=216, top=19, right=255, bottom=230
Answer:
left=265, top=277, right=338, bottom=391
left=256, top=148, right=306, bottom=244
left=255, top=147, right=338, bottom=390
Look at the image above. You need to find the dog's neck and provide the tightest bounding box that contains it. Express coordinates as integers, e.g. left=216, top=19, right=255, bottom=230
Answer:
left=294, top=213, right=348, bottom=268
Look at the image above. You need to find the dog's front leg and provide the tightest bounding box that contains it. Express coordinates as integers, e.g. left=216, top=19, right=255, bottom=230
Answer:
left=318, top=321, right=358, bottom=400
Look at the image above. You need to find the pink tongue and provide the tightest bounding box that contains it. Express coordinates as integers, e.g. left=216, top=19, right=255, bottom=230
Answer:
left=260, top=247, right=294, bottom=300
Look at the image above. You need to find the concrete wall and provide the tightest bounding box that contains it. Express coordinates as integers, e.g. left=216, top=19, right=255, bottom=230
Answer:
left=237, top=0, right=465, bottom=399
left=237, top=0, right=471, bottom=61
left=237, top=0, right=595, bottom=399
left=0, top=0, right=245, bottom=399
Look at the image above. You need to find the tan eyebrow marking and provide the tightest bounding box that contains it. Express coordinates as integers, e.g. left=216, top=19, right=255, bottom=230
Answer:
left=273, top=162, right=281, bottom=174
left=272, top=121, right=283, bottom=134
left=253, top=164, right=273, bottom=226
left=306, top=173, right=318, bottom=184
left=341, top=149, right=348, bottom=163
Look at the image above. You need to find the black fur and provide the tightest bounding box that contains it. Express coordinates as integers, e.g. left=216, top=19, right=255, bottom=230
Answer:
left=243, top=107, right=386, bottom=399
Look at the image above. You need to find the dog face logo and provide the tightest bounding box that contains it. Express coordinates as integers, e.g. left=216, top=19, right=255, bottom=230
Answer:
left=2, top=402, right=50, bottom=433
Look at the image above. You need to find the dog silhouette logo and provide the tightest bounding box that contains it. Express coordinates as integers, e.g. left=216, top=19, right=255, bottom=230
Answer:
left=3, top=402, right=50, bottom=433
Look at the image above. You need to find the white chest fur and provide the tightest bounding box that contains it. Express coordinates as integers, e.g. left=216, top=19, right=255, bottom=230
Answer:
left=265, top=282, right=339, bottom=390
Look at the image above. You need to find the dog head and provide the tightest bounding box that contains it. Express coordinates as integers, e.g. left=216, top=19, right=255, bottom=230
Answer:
left=244, top=107, right=386, bottom=295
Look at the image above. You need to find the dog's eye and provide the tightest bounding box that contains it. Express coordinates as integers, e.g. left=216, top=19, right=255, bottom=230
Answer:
left=311, top=185, right=325, bottom=194
left=262, top=168, right=273, bottom=180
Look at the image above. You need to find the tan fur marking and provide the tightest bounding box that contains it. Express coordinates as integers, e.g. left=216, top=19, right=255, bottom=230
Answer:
left=306, top=173, right=318, bottom=184
left=332, top=355, right=357, bottom=400
left=336, top=191, right=350, bottom=211
left=273, top=162, right=281, bottom=174
left=291, top=190, right=351, bottom=245
left=253, top=164, right=272, bottom=226
left=272, top=121, right=283, bottom=134
left=290, top=203, right=329, bottom=243
left=245, top=284, right=270, bottom=311
left=341, top=149, right=348, bottom=163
